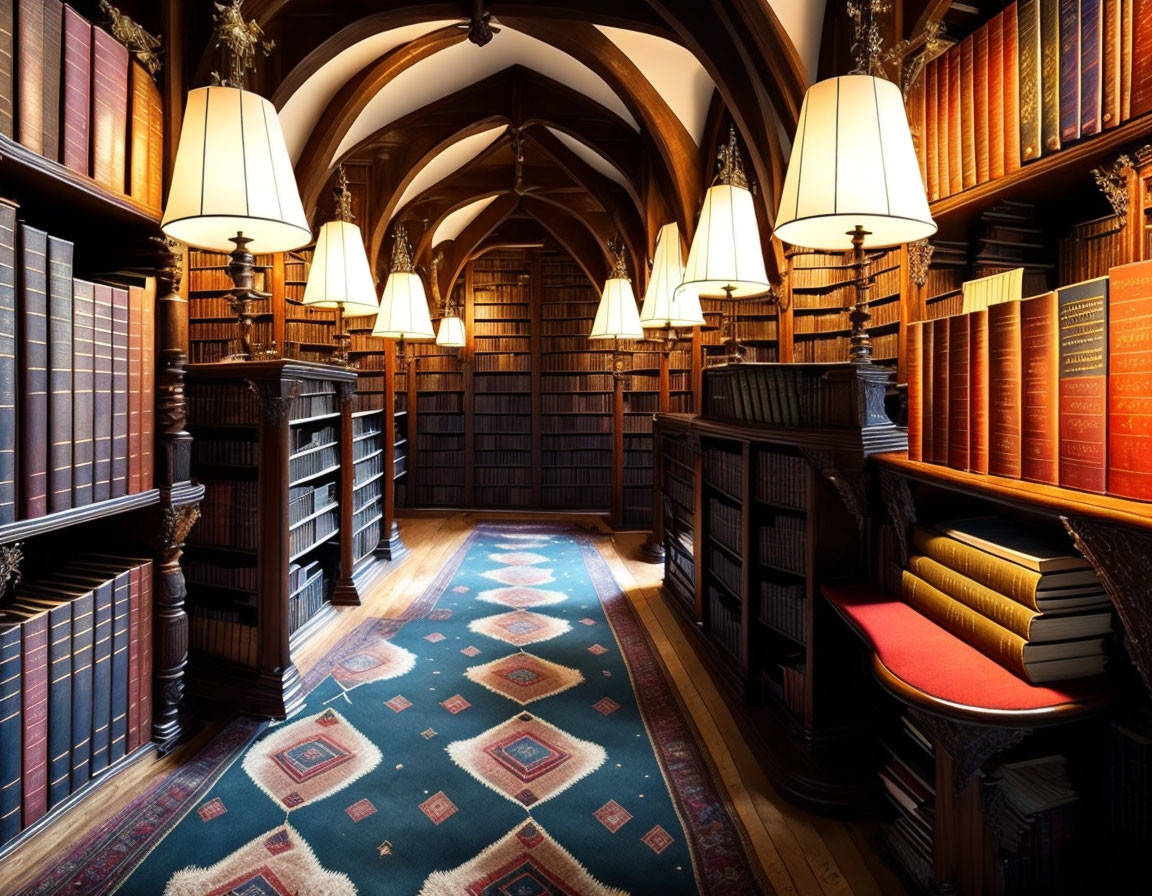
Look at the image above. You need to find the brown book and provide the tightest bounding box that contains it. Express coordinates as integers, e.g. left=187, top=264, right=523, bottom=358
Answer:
left=0, top=0, right=13, bottom=138
left=1122, top=0, right=1135, bottom=120
left=1018, top=0, right=1042, bottom=161
left=910, top=70, right=928, bottom=194
left=1003, top=2, right=1022, bottom=172
left=16, top=0, right=45, bottom=154
left=1102, top=0, right=1122, bottom=128
left=948, top=47, right=963, bottom=195
left=988, top=300, right=1023, bottom=478
left=908, top=321, right=924, bottom=462
left=960, top=36, right=978, bottom=190
left=989, top=11, right=1006, bottom=180
left=926, top=58, right=940, bottom=201
left=91, top=24, right=128, bottom=193
left=1131, top=0, right=1152, bottom=117
left=40, top=0, right=61, bottom=161
left=1107, top=259, right=1152, bottom=499
left=932, top=317, right=950, bottom=464
left=140, top=280, right=154, bottom=490
left=1040, top=0, right=1062, bottom=154
left=969, top=309, right=990, bottom=474
left=948, top=314, right=971, bottom=470
left=938, top=55, right=951, bottom=198
left=128, top=61, right=153, bottom=205
left=1020, top=291, right=1060, bottom=484
left=127, top=284, right=142, bottom=492
left=60, top=4, right=90, bottom=176
left=146, top=74, right=163, bottom=210
left=921, top=320, right=935, bottom=461
left=974, top=22, right=991, bottom=184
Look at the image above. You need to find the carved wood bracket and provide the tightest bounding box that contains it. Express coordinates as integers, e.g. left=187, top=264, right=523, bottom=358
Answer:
left=802, top=449, right=869, bottom=532
left=908, top=709, right=1031, bottom=794
left=0, top=541, right=23, bottom=602
left=247, top=378, right=301, bottom=425
left=160, top=502, right=202, bottom=556
left=879, top=467, right=917, bottom=565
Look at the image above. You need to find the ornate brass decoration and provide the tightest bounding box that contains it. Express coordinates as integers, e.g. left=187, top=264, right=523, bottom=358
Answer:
left=211, top=0, right=275, bottom=89
left=0, top=542, right=23, bottom=600
left=907, top=238, right=934, bottom=287
left=907, top=709, right=1031, bottom=794
left=715, top=126, right=749, bottom=191
left=847, top=0, right=892, bottom=77
left=160, top=503, right=201, bottom=553
left=888, top=19, right=946, bottom=99
left=99, top=1, right=162, bottom=76
left=1091, top=154, right=1133, bottom=220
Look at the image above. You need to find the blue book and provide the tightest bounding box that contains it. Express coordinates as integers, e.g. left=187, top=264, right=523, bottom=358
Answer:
left=108, top=571, right=130, bottom=763
left=68, top=591, right=93, bottom=788
left=88, top=579, right=112, bottom=774
left=0, top=620, right=22, bottom=843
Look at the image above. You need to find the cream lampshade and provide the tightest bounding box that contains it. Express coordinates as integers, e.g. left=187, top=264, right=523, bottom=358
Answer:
left=372, top=227, right=435, bottom=340
left=640, top=222, right=703, bottom=330
left=773, top=74, right=937, bottom=250
left=161, top=85, right=311, bottom=253
left=435, top=315, right=467, bottom=348
left=590, top=251, right=643, bottom=341
left=302, top=219, right=381, bottom=317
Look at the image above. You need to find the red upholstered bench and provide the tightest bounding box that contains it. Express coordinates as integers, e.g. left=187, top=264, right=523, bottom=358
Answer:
left=822, top=584, right=1111, bottom=724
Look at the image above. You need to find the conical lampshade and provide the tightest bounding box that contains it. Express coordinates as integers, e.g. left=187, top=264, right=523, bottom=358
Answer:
left=162, top=86, right=311, bottom=253
left=774, top=74, right=937, bottom=250
left=435, top=315, right=467, bottom=348
left=640, top=222, right=703, bottom=329
left=590, top=274, right=643, bottom=341
left=372, top=271, right=434, bottom=340
left=302, top=219, right=380, bottom=317
left=678, top=181, right=770, bottom=301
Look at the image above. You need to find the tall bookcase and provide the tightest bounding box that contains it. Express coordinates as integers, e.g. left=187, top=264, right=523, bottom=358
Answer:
left=412, top=339, right=466, bottom=507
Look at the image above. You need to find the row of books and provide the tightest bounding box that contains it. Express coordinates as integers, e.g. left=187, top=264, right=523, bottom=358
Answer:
left=0, top=210, right=155, bottom=523
left=622, top=467, right=653, bottom=486
left=352, top=437, right=380, bottom=464
left=758, top=517, right=806, bottom=576
left=354, top=452, right=383, bottom=482
left=189, top=479, right=258, bottom=551
left=0, top=555, right=153, bottom=845
left=288, top=481, right=336, bottom=528
left=901, top=520, right=1111, bottom=683
left=702, top=446, right=742, bottom=498
left=706, top=543, right=742, bottom=598
left=705, top=585, right=742, bottom=660
left=4, top=0, right=162, bottom=206
left=542, top=468, right=612, bottom=487
left=754, top=451, right=807, bottom=509
left=707, top=497, right=741, bottom=550
left=909, top=258, right=1152, bottom=500
left=188, top=605, right=256, bottom=667
left=541, top=486, right=612, bottom=508
left=417, top=394, right=463, bottom=414
left=879, top=715, right=936, bottom=886
left=758, top=579, right=806, bottom=643
left=759, top=659, right=806, bottom=719
left=663, top=473, right=693, bottom=517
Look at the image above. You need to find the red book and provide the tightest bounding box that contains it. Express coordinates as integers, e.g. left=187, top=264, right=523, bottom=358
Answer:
left=127, top=284, right=142, bottom=493
left=1122, top=0, right=1135, bottom=121
left=988, top=301, right=1023, bottom=478
left=128, top=61, right=151, bottom=205
left=926, top=58, right=940, bottom=201
left=988, top=12, right=1006, bottom=180
left=1020, top=292, right=1060, bottom=484
left=969, top=309, right=990, bottom=474
left=1058, top=277, right=1109, bottom=493
left=932, top=317, right=951, bottom=465
left=1107, top=260, right=1152, bottom=499
left=20, top=611, right=49, bottom=826
left=960, top=36, right=977, bottom=190
left=60, top=4, right=90, bottom=176
left=974, top=22, right=990, bottom=184
left=1102, top=0, right=1123, bottom=128
left=908, top=321, right=924, bottom=461
left=139, top=561, right=152, bottom=745
left=921, top=321, right=935, bottom=461
left=949, top=314, right=971, bottom=470
left=141, top=281, right=155, bottom=490
left=1132, top=0, right=1152, bottom=117
left=948, top=48, right=963, bottom=196
left=146, top=76, right=163, bottom=210
left=91, top=25, right=128, bottom=193
left=1003, top=5, right=1022, bottom=172
left=938, top=55, right=951, bottom=198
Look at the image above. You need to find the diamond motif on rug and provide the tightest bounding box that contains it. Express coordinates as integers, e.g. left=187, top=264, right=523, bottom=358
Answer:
left=197, top=797, right=226, bottom=822
left=460, top=646, right=481, bottom=657
left=477, top=585, right=568, bottom=609
left=588, top=644, right=609, bottom=655
left=428, top=609, right=453, bottom=620
left=345, top=798, right=376, bottom=822
left=488, top=551, right=549, bottom=566
left=593, top=698, right=621, bottom=716
left=580, top=617, right=597, bottom=626
left=452, top=585, right=470, bottom=593
left=421, top=728, right=437, bottom=740
left=242, top=709, right=381, bottom=811
left=424, top=632, right=446, bottom=643
left=162, top=824, right=356, bottom=896
left=416, top=821, right=629, bottom=896
left=469, top=611, right=572, bottom=647
left=642, top=825, right=674, bottom=854
left=330, top=638, right=417, bottom=693
left=384, top=695, right=412, bottom=713
left=446, top=712, right=607, bottom=807
left=594, top=800, right=633, bottom=833
left=465, top=651, right=584, bottom=705
left=440, top=694, right=471, bottom=714
left=480, top=566, right=556, bottom=586
left=419, top=791, right=458, bottom=825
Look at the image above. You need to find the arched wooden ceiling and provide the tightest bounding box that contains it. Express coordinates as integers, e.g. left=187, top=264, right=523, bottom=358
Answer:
left=222, top=0, right=812, bottom=288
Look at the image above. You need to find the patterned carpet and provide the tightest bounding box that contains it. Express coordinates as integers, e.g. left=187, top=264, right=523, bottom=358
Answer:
left=21, top=525, right=770, bottom=895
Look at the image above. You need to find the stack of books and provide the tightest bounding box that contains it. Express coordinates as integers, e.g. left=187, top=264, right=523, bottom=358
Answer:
left=879, top=715, right=936, bottom=892
left=901, top=518, right=1113, bottom=683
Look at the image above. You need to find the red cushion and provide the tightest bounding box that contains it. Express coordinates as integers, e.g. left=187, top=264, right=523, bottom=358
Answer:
left=823, top=584, right=1106, bottom=713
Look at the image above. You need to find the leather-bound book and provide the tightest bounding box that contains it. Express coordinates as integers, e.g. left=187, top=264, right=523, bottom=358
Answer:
left=128, top=61, right=150, bottom=204
left=1107, top=260, right=1152, bottom=499
left=126, top=565, right=139, bottom=752
left=922, top=321, right=935, bottom=461
left=17, top=0, right=45, bottom=155
left=1003, top=7, right=1022, bottom=173
left=39, top=0, right=61, bottom=161
left=71, top=279, right=94, bottom=506
left=19, top=224, right=49, bottom=519
left=138, top=560, right=152, bottom=744
left=969, top=309, right=990, bottom=474
left=1059, top=0, right=1081, bottom=143
left=975, top=22, right=991, bottom=184
left=960, top=36, right=977, bottom=190
left=109, top=569, right=129, bottom=763
left=0, top=621, right=20, bottom=842
left=989, top=12, right=1006, bottom=180
left=1081, top=0, right=1104, bottom=135
left=1102, top=0, right=1123, bottom=128
left=0, top=0, right=14, bottom=138
left=932, top=317, right=951, bottom=465
left=1122, top=0, right=1135, bottom=120
left=1020, top=291, right=1060, bottom=484
left=938, top=55, right=951, bottom=198
left=46, top=235, right=72, bottom=513
left=146, top=74, right=163, bottom=209
left=1132, top=0, right=1152, bottom=116
left=926, top=58, right=940, bottom=201
left=91, top=25, right=128, bottom=193
left=948, top=314, right=971, bottom=470
left=948, top=47, right=963, bottom=195
left=0, top=199, right=16, bottom=525
left=1058, top=276, right=1109, bottom=493
left=91, top=283, right=113, bottom=502
left=19, top=608, right=48, bottom=825
left=1040, top=0, right=1063, bottom=154
left=87, top=575, right=112, bottom=773
left=60, top=4, right=91, bottom=175
left=908, top=321, right=924, bottom=462
left=988, top=300, right=1023, bottom=478
left=140, top=281, right=154, bottom=490
left=66, top=590, right=92, bottom=788
left=1018, top=0, right=1042, bottom=161
left=109, top=287, right=128, bottom=497
left=911, top=72, right=927, bottom=191
left=127, top=286, right=141, bottom=493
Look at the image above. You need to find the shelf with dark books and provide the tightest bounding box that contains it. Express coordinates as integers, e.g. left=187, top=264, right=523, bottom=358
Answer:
left=282, top=248, right=338, bottom=363
left=186, top=248, right=275, bottom=363
left=411, top=342, right=465, bottom=508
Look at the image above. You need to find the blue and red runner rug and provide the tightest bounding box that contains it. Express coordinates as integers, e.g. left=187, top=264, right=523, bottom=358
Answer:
left=20, top=524, right=770, bottom=895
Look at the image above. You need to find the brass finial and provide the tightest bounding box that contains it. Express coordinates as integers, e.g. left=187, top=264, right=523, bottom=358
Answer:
left=333, top=167, right=354, bottom=223
left=847, top=0, right=892, bottom=77
left=99, top=1, right=162, bottom=76
left=609, top=238, right=629, bottom=280
left=391, top=225, right=415, bottom=274
left=716, top=126, right=749, bottom=190
left=211, top=0, right=276, bottom=89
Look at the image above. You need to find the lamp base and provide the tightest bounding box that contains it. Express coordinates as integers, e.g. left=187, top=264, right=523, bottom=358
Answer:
left=847, top=225, right=874, bottom=365
left=223, top=231, right=274, bottom=362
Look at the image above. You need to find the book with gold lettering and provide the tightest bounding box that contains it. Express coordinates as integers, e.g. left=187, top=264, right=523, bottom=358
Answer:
left=1021, top=291, right=1060, bottom=485
left=969, top=308, right=990, bottom=474
left=1040, top=0, right=1063, bottom=154
left=1058, top=277, right=1109, bottom=493
left=1107, top=260, right=1152, bottom=499
left=989, top=300, right=1023, bottom=478
left=989, top=10, right=1006, bottom=179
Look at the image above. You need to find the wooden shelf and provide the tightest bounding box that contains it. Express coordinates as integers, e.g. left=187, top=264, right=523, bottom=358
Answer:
left=0, top=489, right=160, bottom=544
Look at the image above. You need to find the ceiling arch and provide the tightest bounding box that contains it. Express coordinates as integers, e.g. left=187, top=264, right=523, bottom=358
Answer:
left=434, top=196, right=500, bottom=245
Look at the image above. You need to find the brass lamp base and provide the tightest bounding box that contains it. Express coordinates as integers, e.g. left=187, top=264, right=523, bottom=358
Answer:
left=847, top=225, right=874, bottom=365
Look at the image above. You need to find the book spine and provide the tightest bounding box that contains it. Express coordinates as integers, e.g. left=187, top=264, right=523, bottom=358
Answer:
left=19, top=223, right=49, bottom=518
left=1017, top=0, right=1040, bottom=164
left=939, top=53, right=951, bottom=197
left=92, top=284, right=113, bottom=502
left=1081, top=0, right=1104, bottom=135
left=1040, top=0, right=1063, bottom=154
left=1059, top=0, right=1081, bottom=142
left=961, top=36, right=977, bottom=190
left=989, top=301, right=1024, bottom=478
left=21, top=612, right=48, bottom=826
left=948, top=314, right=971, bottom=470
left=1021, top=292, right=1061, bottom=484
left=907, top=554, right=1040, bottom=639
left=43, top=604, right=71, bottom=807
left=969, top=309, right=991, bottom=474
left=39, top=0, right=61, bottom=162
left=1059, top=278, right=1109, bottom=493
left=72, top=280, right=94, bottom=506
left=146, top=74, right=163, bottom=209
left=907, top=321, right=923, bottom=462
left=931, top=317, right=951, bottom=465
left=948, top=47, right=963, bottom=195
left=60, top=5, right=91, bottom=175
left=109, top=571, right=129, bottom=763
left=139, top=560, right=152, bottom=744
left=127, top=286, right=141, bottom=494
left=126, top=565, right=139, bottom=753
left=926, top=58, right=939, bottom=201
left=46, top=235, right=73, bottom=513
left=1107, top=259, right=1152, bottom=499
left=0, top=624, right=22, bottom=842
left=975, top=21, right=991, bottom=185
left=1122, top=0, right=1135, bottom=120
left=110, top=287, right=128, bottom=497
left=921, top=320, right=935, bottom=461
left=16, top=0, right=45, bottom=154
left=141, top=281, right=154, bottom=490
left=989, top=12, right=1006, bottom=180
left=1102, top=0, right=1122, bottom=128
left=0, top=0, right=13, bottom=138
left=128, top=61, right=150, bottom=203
left=90, top=26, right=129, bottom=193
left=89, top=581, right=112, bottom=773
left=68, top=592, right=93, bottom=789
left=1131, top=0, right=1152, bottom=117
left=0, top=201, right=15, bottom=524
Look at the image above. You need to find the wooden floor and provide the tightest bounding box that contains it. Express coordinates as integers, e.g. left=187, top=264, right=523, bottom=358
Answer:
left=0, top=513, right=908, bottom=896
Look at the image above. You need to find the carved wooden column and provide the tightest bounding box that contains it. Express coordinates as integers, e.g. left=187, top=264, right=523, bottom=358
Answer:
left=331, top=380, right=361, bottom=605
left=151, top=238, right=204, bottom=754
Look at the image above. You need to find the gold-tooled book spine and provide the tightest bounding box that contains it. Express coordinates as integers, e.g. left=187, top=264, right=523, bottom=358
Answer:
left=912, top=527, right=1045, bottom=611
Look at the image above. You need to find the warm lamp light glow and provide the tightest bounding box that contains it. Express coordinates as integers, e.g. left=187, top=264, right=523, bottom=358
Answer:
left=640, top=222, right=703, bottom=329
left=161, top=86, right=310, bottom=253
left=773, top=75, right=937, bottom=250
left=436, top=315, right=467, bottom=348
left=302, top=219, right=380, bottom=317
left=372, top=271, right=434, bottom=340
left=590, top=271, right=643, bottom=341
left=677, top=182, right=769, bottom=302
